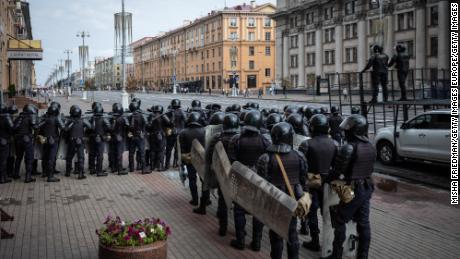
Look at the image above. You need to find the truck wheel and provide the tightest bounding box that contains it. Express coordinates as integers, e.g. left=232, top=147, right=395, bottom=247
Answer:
left=377, top=141, right=395, bottom=165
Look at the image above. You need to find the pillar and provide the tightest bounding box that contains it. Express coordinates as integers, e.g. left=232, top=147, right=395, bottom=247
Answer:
left=415, top=3, right=427, bottom=71
left=357, top=17, right=367, bottom=71
left=298, top=28, right=306, bottom=87
left=438, top=0, right=449, bottom=70
left=283, top=31, right=289, bottom=80
left=335, top=23, right=343, bottom=73
left=315, top=25, right=323, bottom=77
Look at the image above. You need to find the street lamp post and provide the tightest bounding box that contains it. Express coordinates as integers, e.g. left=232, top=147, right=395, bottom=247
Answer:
left=119, top=0, right=129, bottom=109
left=64, top=49, right=72, bottom=99
left=77, top=31, right=90, bottom=100
left=172, top=49, right=178, bottom=94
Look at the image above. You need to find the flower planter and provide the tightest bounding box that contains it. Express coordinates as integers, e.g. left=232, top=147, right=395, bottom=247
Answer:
left=99, top=241, right=167, bottom=259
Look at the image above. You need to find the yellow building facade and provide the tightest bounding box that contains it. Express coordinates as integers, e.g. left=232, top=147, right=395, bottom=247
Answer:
left=132, top=2, right=276, bottom=92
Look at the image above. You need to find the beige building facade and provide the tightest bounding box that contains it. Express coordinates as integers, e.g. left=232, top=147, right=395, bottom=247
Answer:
left=132, top=2, right=276, bottom=92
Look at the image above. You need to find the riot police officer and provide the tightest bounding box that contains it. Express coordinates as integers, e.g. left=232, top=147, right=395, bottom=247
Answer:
left=165, top=99, right=186, bottom=169
left=351, top=106, right=361, bottom=115
left=287, top=113, right=309, bottom=137
left=88, top=103, right=110, bottom=177
left=329, top=106, right=343, bottom=144
left=65, top=105, right=92, bottom=179
left=37, top=104, right=65, bottom=182
left=388, top=44, right=410, bottom=101
left=189, top=100, right=207, bottom=126
left=206, top=113, right=240, bottom=236
left=6, top=105, right=18, bottom=177
left=256, top=122, right=308, bottom=259
left=0, top=104, right=14, bottom=184
left=228, top=110, right=271, bottom=251
left=322, top=115, right=376, bottom=259
left=128, top=101, right=149, bottom=174
left=147, top=105, right=171, bottom=171
left=362, top=45, right=389, bottom=103
left=179, top=112, right=206, bottom=206
left=300, top=114, right=338, bottom=252
left=13, top=104, right=38, bottom=183
left=109, top=103, right=130, bottom=175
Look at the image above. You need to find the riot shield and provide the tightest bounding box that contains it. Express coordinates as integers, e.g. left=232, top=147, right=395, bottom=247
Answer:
left=176, top=137, right=187, bottom=185
left=211, top=141, right=233, bottom=208
left=230, top=161, right=298, bottom=240
left=34, top=140, right=43, bottom=160
left=205, top=124, right=223, bottom=149
left=191, top=139, right=206, bottom=180
left=56, top=137, right=68, bottom=160
left=322, top=183, right=358, bottom=258
left=293, top=134, right=309, bottom=151
left=203, top=124, right=223, bottom=190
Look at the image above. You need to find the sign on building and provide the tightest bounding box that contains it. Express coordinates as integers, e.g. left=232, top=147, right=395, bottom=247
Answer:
left=7, top=39, right=43, bottom=60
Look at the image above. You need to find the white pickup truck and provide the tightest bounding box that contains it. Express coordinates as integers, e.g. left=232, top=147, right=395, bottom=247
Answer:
left=374, top=110, right=451, bottom=165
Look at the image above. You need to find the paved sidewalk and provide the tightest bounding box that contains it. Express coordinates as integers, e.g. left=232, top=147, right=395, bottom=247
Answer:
left=1, top=164, right=459, bottom=259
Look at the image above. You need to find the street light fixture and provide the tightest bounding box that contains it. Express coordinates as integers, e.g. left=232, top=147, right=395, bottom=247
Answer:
left=172, top=48, right=178, bottom=94
left=76, top=31, right=90, bottom=100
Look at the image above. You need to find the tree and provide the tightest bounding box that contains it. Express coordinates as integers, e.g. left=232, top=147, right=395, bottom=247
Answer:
left=126, top=76, right=138, bottom=93
left=84, top=78, right=95, bottom=91
left=281, top=77, right=292, bottom=89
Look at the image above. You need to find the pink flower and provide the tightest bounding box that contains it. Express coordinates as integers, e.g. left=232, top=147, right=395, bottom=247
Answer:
left=165, top=226, right=171, bottom=235
left=124, top=235, right=131, bottom=241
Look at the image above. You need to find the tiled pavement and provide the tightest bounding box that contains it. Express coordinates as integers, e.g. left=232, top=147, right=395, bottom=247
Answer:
left=1, top=161, right=459, bottom=259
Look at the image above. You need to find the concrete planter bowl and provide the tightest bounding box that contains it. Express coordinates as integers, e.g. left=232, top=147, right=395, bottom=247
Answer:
left=99, top=240, right=167, bottom=259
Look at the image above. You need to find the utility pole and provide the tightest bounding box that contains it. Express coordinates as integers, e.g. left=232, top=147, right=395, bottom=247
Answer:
left=172, top=49, right=178, bottom=94
left=77, top=31, right=90, bottom=100
left=64, top=49, right=72, bottom=99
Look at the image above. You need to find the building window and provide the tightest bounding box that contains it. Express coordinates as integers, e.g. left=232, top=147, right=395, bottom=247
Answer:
left=324, top=28, right=335, bottom=43
left=230, top=32, right=238, bottom=40
left=290, top=35, right=299, bottom=48
left=212, top=63, right=215, bottom=71
left=207, top=50, right=209, bottom=58
left=265, top=32, right=271, bottom=41
left=344, top=23, right=357, bottom=39
left=230, top=17, right=237, bottom=27
left=201, top=51, right=204, bottom=60
left=430, top=6, right=438, bottom=26
left=249, top=46, right=255, bottom=56
left=248, top=17, right=256, bottom=27
left=264, top=17, right=272, bottom=27
left=265, top=47, right=271, bottom=56
left=324, top=6, right=334, bottom=20
left=290, top=75, right=298, bottom=88
left=345, top=47, right=357, bottom=63
left=231, top=60, right=237, bottom=67
left=306, top=53, right=315, bottom=66
left=265, top=68, right=271, bottom=77
left=430, top=37, right=438, bottom=56
left=207, top=63, right=209, bottom=72
left=397, top=11, right=415, bottom=31
left=369, top=19, right=380, bottom=35
left=324, top=50, right=335, bottom=65
left=407, top=11, right=414, bottom=29
left=345, top=1, right=356, bottom=15
left=248, top=32, right=256, bottom=41
left=398, top=40, right=414, bottom=58
left=289, top=16, right=298, bottom=28
left=306, top=32, right=315, bottom=46
left=305, top=12, right=314, bottom=25
left=290, top=55, right=298, bottom=68
left=249, top=60, right=255, bottom=70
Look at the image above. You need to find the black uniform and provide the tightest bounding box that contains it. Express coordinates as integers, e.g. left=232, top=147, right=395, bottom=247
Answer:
left=228, top=126, right=271, bottom=251
left=388, top=47, right=410, bottom=100
left=363, top=46, right=389, bottom=102
left=6, top=105, right=18, bottom=177
left=0, top=107, right=14, bottom=183
left=65, top=115, right=91, bottom=178
left=128, top=110, right=148, bottom=173
left=110, top=111, right=130, bottom=175
left=13, top=107, right=38, bottom=182
left=179, top=121, right=205, bottom=205
left=88, top=114, right=111, bottom=176
left=148, top=112, right=170, bottom=171
left=165, top=107, right=186, bottom=169
left=38, top=111, right=65, bottom=181
left=328, top=114, right=343, bottom=144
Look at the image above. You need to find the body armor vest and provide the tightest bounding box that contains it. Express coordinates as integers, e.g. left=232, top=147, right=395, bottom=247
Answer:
left=348, top=141, right=376, bottom=180
left=237, top=133, right=266, bottom=167
left=172, top=109, right=186, bottom=131
left=180, top=126, right=205, bottom=153
left=329, top=116, right=343, bottom=136
left=0, top=115, right=14, bottom=138
left=69, top=119, right=85, bottom=139
left=393, top=54, right=410, bottom=74
left=112, top=116, right=127, bottom=135
left=372, top=54, right=389, bottom=73
left=15, top=114, right=34, bottom=136
left=93, top=116, right=106, bottom=136
left=305, top=136, right=336, bottom=176
left=41, top=115, right=59, bottom=138
left=131, top=112, right=146, bottom=136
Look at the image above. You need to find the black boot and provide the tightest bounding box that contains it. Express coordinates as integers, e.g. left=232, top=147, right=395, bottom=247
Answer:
left=47, top=173, right=60, bottom=182
left=193, top=202, right=206, bottom=215
left=189, top=199, right=198, bottom=206
left=24, top=177, right=36, bottom=183
left=303, top=235, right=321, bottom=251
left=230, top=238, right=245, bottom=250
left=0, top=178, right=12, bottom=184
left=77, top=171, right=86, bottom=180
left=250, top=239, right=261, bottom=252
left=141, top=166, right=151, bottom=175
left=300, top=221, right=309, bottom=235
left=218, top=226, right=227, bottom=236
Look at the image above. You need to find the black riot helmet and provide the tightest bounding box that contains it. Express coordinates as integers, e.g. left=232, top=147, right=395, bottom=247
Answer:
left=266, top=113, right=282, bottom=130
left=93, top=103, right=104, bottom=115
left=151, top=105, right=164, bottom=114
left=112, top=103, right=123, bottom=115
left=351, top=106, right=361, bottom=115
left=70, top=105, right=82, bottom=118
left=205, top=104, right=212, bottom=110
left=211, top=103, right=222, bottom=111
left=171, top=99, right=181, bottom=109
left=191, top=100, right=201, bottom=108
left=302, top=106, right=315, bottom=120
left=313, top=108, right=321, bottom=115
left=271, top=122, right=294, bottom=146
left=131, top=98, right=142, bottom=107
left=248, top=102, right=259, bottom=110
left=395, top=44, right=406, bottom=53
left=340, top=114, right=369, bottom=142
left=187, top=112, right=202, bottom=127
left=8, top=105, right=18, bottom=115
left=209, top=112, right=225, bottom=125
left=331, top=106, right=340, bottom=114
left=309, top=114, right=330, bottom=136
left=23, top=104, right=37, bottom=114
left=320, top=107, right=329, bottom=115
left=47, top=105, right=59, bottom=116
left=372, top=44, right=383, bottom=54
left=269, top=108, right=280, bottom=114
left=49, top=101, right=61, bottom=114
left=129, top=101, right=139, bottom=112
left=286, top=113, right=304, bottom=134
left=261, top=108, right=270, bottom=117
left=223, top=113, right=240, bottom=133
left=239, top=110, right=248, bottom=125
left=92, top=102, right=102, bottom=110
left=231, top=104, right=241, bottom=112
left=225, top=106, right=232, bottom=112
left=284, top=106, right=298, bottom=118
left=0, top=104, right=8, bottom=114
left=243, top=110, right=263, bottom=132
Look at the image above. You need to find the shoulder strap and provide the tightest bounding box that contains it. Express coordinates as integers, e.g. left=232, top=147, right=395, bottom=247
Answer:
left=274, top=154, right=295, bottom=199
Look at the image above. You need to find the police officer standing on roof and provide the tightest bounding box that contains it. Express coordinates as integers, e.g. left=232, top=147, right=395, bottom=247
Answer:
left=321, top=114, right=376, bottom=259
left=300, top=114, right=338, bottom=252
left=0, top=104, right=14, bottom=184
left=147, top=105, right=170, bottom=172
left=388, top=44, right=410, bottom=101
left=65, top=105, right=92, bottom=179
left=13, top=104, right=38, bottom=183
left=109, top=103, right=130, bottom=175
left=165, top=99, right=186, bottom=169
left=179, top=112, right=206, bottom=206
left=328, top=106, right=343, bottom=144
left=88, top=103, right=110, bottom=177
left=256, top=122, right=310, bottom=259
left=128, top=100, right=149, bottom=174
left=206, top=113, right=240, bottom=236
left=228, top=110, right=271, bottom=251
left=37, top=103, right=65, bottom=182
left=362, top=45, right=389, bottom=103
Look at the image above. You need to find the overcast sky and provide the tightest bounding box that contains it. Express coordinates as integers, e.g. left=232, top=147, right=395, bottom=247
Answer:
left=29, top=0, right=276, bottom=85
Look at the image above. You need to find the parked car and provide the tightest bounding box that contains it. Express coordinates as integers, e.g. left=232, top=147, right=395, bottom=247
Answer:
left=375, top=110, right=450, bottom=165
